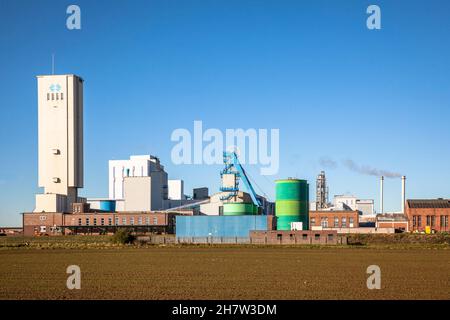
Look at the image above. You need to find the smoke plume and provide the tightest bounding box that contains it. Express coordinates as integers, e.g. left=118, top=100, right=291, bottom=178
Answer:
left=319, top=156, right=337, bottom=169
left=343, top=159, right=401, bottom=178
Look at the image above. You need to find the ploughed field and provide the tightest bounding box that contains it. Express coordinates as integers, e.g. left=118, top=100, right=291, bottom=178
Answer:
left=0, top=245, right=449, bottom=299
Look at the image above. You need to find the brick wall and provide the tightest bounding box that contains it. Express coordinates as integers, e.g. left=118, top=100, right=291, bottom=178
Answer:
left=406, top=207, right=450, bottom=232
left=309, top=210, right=360, bottom=229
left=250, top=230, right=343, bottom=245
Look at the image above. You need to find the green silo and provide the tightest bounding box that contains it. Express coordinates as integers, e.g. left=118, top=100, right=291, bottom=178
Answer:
left=275, top=179, right=309, bottom=230
left=223, top=203, right=257, bottom=216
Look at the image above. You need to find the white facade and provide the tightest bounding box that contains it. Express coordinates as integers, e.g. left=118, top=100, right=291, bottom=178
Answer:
left=34, top=74, right=84, bottom=213
left=333, top=195, right=357, bottom=211
left=356, top=199, right=375, bottom=216
left=109, top=155, right=167, bottom=201
left=168, top=179, right=185, bottom=200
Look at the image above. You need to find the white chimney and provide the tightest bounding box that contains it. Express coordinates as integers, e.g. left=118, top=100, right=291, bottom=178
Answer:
left=401, top=176, right=406, bottom=214
left=380, top=176, right=384, bottom=214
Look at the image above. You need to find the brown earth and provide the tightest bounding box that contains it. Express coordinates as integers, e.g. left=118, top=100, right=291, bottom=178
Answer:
left=0, top=246, right=449, bottom=300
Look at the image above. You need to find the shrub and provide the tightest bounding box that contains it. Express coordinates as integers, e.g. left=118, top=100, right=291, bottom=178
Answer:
left=111, top=229, right=135, bottom=244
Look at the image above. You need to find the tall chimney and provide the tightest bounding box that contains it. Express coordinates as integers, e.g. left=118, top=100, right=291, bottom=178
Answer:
left=380, top=176, right=384, bottom=214
left=401, top=176, right=406, bottom=214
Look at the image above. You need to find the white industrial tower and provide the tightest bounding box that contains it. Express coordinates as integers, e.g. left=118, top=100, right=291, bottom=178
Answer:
left=34, top=74, right=84, bottom=213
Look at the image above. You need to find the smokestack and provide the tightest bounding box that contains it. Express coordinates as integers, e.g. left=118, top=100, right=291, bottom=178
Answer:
left=401, top=176, right=406, bottom=214
left=380, top=176, right=384, bottom=214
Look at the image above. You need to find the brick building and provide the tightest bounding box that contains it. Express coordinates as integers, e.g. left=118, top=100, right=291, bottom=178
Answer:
left=23, top=203, right=192, bottom=236
left=309, top=210, right=360, bottom=229
left=406, top=199, right=450, bottom=233
left=375, top=214, right=409, bottom=232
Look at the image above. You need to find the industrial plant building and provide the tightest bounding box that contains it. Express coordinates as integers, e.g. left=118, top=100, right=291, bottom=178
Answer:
left=21, top=74, right=450, bottom=240
left=406, top=199, right=450, bottom=233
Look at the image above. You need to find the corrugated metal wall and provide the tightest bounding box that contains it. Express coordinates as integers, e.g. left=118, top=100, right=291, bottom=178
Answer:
left=176, top=215, right=269, bottom=238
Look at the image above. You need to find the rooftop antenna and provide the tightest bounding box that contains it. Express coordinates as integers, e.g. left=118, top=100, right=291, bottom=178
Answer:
left=51, top=53, right=55, bottom=75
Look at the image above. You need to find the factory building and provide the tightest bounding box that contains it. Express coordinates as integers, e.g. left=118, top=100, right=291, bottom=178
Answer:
left=22, top=207, right=188, bottom=236
left=34, top=74, right=85, bottom=213
left=405, top=199, right=450, bottom=233
left=309, top=210, right=360, bottom=229
left=375, top=214, right=409, bottom=231
left=168, top=179, right=185, bottom=200
left=109, top=155, right=168, bottom=211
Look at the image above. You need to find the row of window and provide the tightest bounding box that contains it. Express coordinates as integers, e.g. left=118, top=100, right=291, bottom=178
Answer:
left=47, top=92, right=63, bottom=101
left=277, top=233, right=334, bottom=241
left=310, top=217, right=354, bottom=228
left=77, top=216, right=159, bottom=226
left=412, top=215, right=449, bottom=228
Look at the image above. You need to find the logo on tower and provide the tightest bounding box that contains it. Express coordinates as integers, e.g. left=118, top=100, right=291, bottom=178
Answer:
left=50, top=84, right=61, bottom=92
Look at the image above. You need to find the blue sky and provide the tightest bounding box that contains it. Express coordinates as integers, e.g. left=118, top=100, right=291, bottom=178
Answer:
left=1, top=0, right=449, bottom=226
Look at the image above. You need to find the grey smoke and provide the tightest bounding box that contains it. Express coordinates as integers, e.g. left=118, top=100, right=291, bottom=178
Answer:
left=343, top=159, right=401, bottom=178
left=319, top=156, right=337, bottom=169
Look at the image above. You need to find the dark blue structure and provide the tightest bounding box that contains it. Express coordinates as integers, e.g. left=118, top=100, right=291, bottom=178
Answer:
left=176, top=215, right=269, bottom=238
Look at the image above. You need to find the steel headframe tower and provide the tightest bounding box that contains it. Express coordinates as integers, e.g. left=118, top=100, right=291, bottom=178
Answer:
left=316, top=171, right=329, bottom=209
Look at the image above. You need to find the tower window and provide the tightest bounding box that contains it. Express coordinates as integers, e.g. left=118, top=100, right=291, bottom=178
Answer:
left=61, top=92, right=64, bottom=100
left=51, top=93, right=54, bottom=100
left=47, top=93, right=50, bottom=100
left=56, top=93, right=59, bottom=100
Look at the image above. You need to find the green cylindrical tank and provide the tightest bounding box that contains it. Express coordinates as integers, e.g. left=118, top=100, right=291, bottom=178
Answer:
left=275, top=179, right=309, bottom=230
left=223, top=203, right=256, bottom=216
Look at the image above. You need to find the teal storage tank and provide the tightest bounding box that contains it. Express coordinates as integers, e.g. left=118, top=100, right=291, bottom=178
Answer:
left=99, top=200, right=116, bottom=212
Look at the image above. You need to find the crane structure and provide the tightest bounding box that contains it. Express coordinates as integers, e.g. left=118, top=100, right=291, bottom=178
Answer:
left=220, top=151, right=263, bottom=210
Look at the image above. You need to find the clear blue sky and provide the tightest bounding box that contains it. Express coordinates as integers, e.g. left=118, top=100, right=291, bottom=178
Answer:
left=1, top=0, right=449, bottom=226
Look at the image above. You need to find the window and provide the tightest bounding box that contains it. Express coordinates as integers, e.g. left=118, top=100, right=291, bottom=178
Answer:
left=302, top=234, right=308, bottom=240
left=341, top=217, right=347, bottom=228
left=61, top=92, right=64, bottom=100
left=108, top=218, right=112, bottom=226
left=130, top=217, right=134, bottom=225
left=78, top=218, right=82, bottom=226
left=445, top=216, right=449, bottom=228
left=56, top=93, right=59, bottom=100
left=93, top=218, right=97, bottom=226
left=146, top=217, right=150, bottom=225
left=122, top=217, right=126, bottom=225
left=321, top=217, right=328, bottom=228
left=115, top=217, right=119, bottom=225
left=431, top=216, right=436, bottom=228
left=85, top=218, right=90, bottom=226
left=310, top=217, right=316, bottom=226
left=314, top=234, right=320, bottom=240
left=51, top=93, right=54, bottom=100
left=328, top=234, right=334, bottom=241
left=47, top=93, right=50, bottom=100
left=138, top=217, right=142, bottom=225
left=349, top=217, right=354, bottom=226
left=426, top=215, right=431, bottom=226
left=101, top=218, right=105, bottom=226
left=153, top=217, right=158, bottom=225
left=413, top=216, right=417, bottom=227
left=418, top=215, right=422, bottom=227
left=334, top=217, right=339, bottom=227
left=277, top=234, right=282, bottom=240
